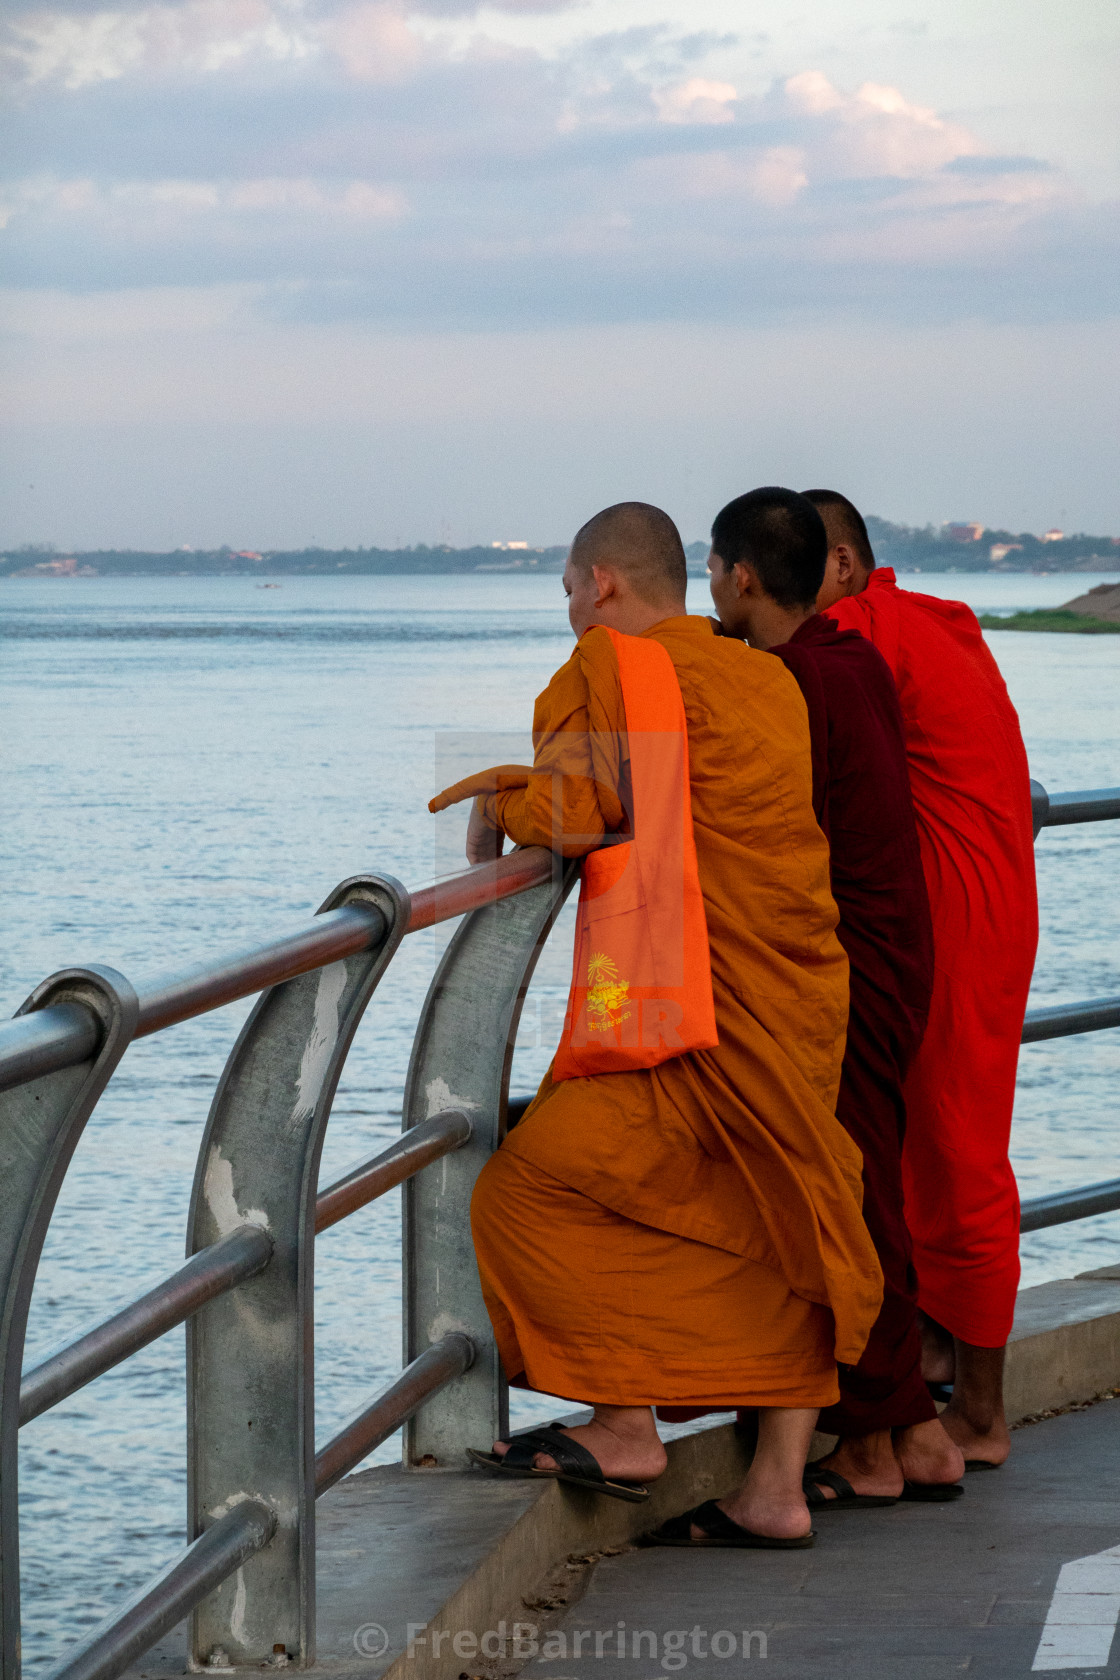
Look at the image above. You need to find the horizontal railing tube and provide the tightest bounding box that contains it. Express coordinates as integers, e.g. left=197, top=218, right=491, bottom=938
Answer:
left=314, top=1333, right=475, bottom=1496
left=1042, top=787, right=1120, bottom=827
left=1021, top=996, right=1120, bottom=1043
left=1020, top=1178, right=1120, bottom=1233
left=45, top=1498, right=277, bottom=1680
left=135, top=905, right=386, bottom=1037
left=20, top=1224, right=274, bottom=1426
left=315, top=1110, right=473, bottom=1233
left=0, top=1003, right=100, bottom=1097
left=0, top=853, right=558, bottom=1096
left=407, top=847, right=555, bottom=933
left=21, top=1115, right=470, bottom=1421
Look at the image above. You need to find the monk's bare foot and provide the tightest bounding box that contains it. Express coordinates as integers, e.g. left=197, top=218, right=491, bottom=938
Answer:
left=935, top=1340, right=1010, bottom=1466
left=493, top=1411, right=667, bottom=1484
left=936, top=1402, right=1011, bottom=1468
left=715, top=1483, right=812, bottom=1541
left=919, top=1312, right=955, bottom=1384
left=809, top=1429, right=904, bottom=1500
left=703, top=1404, right=816, bottom=1539
left=893, top=1416, right=965, bottom=1484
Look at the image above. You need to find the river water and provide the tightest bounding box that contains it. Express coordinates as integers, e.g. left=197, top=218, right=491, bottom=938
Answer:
left=2, top=570, right=1119, bottom=1667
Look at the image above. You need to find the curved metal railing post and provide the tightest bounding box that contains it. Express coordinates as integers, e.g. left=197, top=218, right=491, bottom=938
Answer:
left=1030, top=778, right=1050, bottom=840
left=0, top=966, right=138, bottom=1680
left=185, top=874, right=409, bottom=1672
left=401, top=852, right=578, bottom=1467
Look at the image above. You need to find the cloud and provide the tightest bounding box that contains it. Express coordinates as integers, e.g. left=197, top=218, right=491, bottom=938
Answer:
left=3, top=0, right=319, bottom=87
left=322, top=2, right=423, bottom=81
left=0, top=11, right=1105, bottom=334
left=783, top=70, right=979, bottom=179
left=0, top=0, right=569, bottom=90
left=411, top=0, right=580, bottom=12
left=0, top=173, right=406, bottom=232
left=652, top=76, right=736, bottom=126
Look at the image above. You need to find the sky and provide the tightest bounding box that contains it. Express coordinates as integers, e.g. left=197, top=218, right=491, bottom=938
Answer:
left=1, top=0, right=1118, bottom=549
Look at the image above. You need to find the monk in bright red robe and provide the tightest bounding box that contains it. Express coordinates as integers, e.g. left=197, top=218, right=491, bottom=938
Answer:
left=810, top=489, right=1038, bottom=1468
left=705, top=487, right=964, bottom=1507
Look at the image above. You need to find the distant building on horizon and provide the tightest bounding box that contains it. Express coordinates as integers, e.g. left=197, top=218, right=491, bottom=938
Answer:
left=945, top=522, right=986, bottom=543
left=1041, top=528, right=1064, bottom=543
left=6, top=555, right=98, bottom=578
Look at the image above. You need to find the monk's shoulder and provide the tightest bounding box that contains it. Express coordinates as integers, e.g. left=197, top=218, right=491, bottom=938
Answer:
left=533, top=645, right=590, bottom=730
left=892, top=588, right=1010, bottom=693
left=824, top=632, right=902, bottom=711
left=712, top=635, right=809, bottom=733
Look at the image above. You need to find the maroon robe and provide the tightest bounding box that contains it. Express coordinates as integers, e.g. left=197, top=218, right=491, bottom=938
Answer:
left=772, top=614, right=936, bottom=1434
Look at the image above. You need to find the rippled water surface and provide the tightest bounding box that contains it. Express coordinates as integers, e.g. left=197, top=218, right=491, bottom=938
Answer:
left=2, top=571, right=1119, bottom=1667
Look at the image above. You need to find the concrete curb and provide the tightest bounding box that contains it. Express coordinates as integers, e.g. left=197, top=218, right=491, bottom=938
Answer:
left=1003, top=1265, right=1120, bottom=1421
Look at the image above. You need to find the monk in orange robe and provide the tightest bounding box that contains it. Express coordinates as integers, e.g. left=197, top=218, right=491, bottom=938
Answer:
left=431, top=502, right=881, bottom=1546
left=810, top=489, right=1038, bottom=1468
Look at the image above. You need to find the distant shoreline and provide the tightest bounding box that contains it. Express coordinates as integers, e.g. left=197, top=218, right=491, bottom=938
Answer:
left=4, top=557, right=1120, bottom=582
left=978, top=610, right=1120, bottom=634
left=3, top=520, right=1119, bottom=581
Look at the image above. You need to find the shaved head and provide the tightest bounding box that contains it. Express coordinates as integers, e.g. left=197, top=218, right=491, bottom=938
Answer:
left=803, top=489, right=877, bottom=572
left=569, top=502, right=688, bottom=607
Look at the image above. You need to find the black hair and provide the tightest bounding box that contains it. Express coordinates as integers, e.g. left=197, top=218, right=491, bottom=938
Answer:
left=802, top=488, right=876, bottom=570
left=710, top=487, right=827, bottom=609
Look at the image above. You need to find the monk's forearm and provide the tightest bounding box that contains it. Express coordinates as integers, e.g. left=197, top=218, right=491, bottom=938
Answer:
left=490, top=776, right=610, bottom=857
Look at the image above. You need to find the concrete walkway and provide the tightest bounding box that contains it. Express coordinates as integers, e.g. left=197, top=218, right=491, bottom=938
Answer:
left=126, top=1268, right=1120, bottom=1680
left=532, top=1400, right=1120, bottom=1680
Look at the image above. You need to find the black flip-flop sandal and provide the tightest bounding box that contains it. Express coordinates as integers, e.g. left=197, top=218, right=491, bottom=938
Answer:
left=802, top=1463, right=898, bottom=1511
left=468, top=1422, right=650, bottom=1503
left=899, top=1479, right=964, bottom=1502
left=964, top=1459, right=1001, bottom=1473
left=926, top=1380, right=954, bottom=1405
left=643, top=1499, right=814, bottom=1549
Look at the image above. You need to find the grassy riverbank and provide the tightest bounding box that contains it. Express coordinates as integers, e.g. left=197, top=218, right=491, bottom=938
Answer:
left=979, top=610, right=1120, bottom=633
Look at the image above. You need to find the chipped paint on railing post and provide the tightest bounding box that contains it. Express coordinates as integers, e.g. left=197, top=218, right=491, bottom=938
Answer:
left=185, top=874, right=409, bottom=1673
left=401, top=852, right=577, bottom=1468
left=0, top=967, right=138, bottom=1680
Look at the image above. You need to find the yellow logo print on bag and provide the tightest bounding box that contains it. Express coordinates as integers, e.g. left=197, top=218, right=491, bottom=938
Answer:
left=586, top=951, right=632, bottom=1033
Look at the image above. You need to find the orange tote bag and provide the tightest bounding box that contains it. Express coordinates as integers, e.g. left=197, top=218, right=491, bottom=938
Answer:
left=552, top=628, right=718, bottom=1080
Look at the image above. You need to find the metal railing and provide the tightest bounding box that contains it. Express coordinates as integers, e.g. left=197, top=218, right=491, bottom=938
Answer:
left=1018, top=783, right=1120, bottom=1233
left=0, top=778, right=1116, bottom=1680
left=0, top=848, right=575, bottom=1680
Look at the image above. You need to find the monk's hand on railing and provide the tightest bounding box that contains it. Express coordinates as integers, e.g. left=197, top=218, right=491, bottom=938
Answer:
left=467, top=797, right=505, bottom=865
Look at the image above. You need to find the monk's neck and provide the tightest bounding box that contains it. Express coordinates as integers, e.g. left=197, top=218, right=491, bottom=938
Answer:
left=746, top=601, right=817, bottom=652
left=586, top=602, right=687, bottom=638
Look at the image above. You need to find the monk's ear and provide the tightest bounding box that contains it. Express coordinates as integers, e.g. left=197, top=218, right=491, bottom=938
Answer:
left=590, top=563, right=618, bottom=609
left=733, top=561, right=755, bottom=599
left=833, top=544, right=857, bottom=591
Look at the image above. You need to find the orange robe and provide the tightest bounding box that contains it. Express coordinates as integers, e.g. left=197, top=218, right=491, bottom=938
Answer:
left=455, top=616, right=882, bottom=1409
left=827, top=569, right=1038, bottom=1346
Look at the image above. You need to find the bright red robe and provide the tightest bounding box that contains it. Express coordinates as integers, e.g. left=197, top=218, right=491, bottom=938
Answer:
left=827, top=569, right=1038, bottom=1347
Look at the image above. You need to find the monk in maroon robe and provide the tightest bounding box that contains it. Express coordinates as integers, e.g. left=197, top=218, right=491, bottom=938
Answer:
left=706, top=488, right=965, bottom=1504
